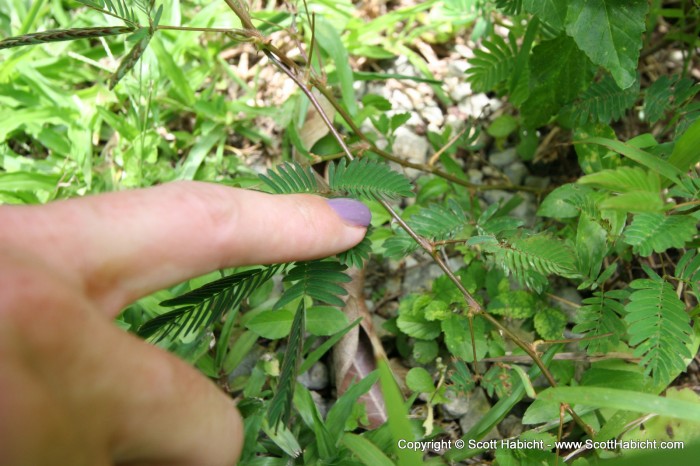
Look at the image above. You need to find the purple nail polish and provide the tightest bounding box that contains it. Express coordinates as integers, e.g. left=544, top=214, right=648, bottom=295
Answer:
left=326, top=198, right=371, bottom=227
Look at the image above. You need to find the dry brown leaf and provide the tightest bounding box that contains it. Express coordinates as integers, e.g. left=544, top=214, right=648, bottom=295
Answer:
left=298, top=88, right=336, bottom=151
left=333, top=267, right=388, bottom=429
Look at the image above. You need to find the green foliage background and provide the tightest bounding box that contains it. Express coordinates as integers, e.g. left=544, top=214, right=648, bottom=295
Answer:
left=1, top=0, right=700, bottom=464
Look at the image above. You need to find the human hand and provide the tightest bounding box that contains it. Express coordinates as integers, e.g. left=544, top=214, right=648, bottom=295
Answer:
left=0, top=181, right=370, bottom=466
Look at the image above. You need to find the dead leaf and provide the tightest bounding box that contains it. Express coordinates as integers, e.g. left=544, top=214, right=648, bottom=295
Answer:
left=333, top=267, right=388, bottom=429
left=299, top=88, right=336, bottom=151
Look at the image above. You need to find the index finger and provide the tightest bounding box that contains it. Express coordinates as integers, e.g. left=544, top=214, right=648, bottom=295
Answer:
left=0, top=181, right=370, bottom=315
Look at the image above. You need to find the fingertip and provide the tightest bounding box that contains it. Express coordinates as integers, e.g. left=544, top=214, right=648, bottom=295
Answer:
left=325, top=198, right=372, bottom=228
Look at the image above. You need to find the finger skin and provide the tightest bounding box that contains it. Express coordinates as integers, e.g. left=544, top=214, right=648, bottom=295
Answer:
left=0, top=181, right=367, bottom=315
left=0, top=183, right=368, bottom=465
left=0, top=250, right=242, bottom=466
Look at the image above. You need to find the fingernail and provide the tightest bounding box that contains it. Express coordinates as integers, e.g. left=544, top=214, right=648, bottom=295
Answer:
left=326, top=198, right=371, bottom=227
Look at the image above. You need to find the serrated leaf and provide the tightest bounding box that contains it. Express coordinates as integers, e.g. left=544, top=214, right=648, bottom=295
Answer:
left=487, top=290, right=536, bottom=318
left=573, top=124, right=621, bottom=174
left=521, top=35, right=592, bottom=128
left=534, top=307, right=566, bottom=340
left=442, top=315, right=487, bottom=362
left=565, top=0, right=649, bottom=89
left=397, top=312, right=441, bottom=340
left=623, top=213, right=697, bottom=256
left=523, top=0, right=567, bottom=30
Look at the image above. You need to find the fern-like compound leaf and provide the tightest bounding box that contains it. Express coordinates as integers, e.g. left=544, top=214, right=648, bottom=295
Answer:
left=563, top=75, right=640, bottom=125
left=623, top=213, right=697, bottom=256
left=625, top=268, right=692, bottom=384
left=138, top=266, right=280, bottom=341
left=675, top=250, right=700, bottom=298
left=410, top=199, right=469, bottom=240
left=483, top=234, right=577, bottom=291
left=274, top=260, right=351, bottom=309
left=328, top=158, right=413, bottom=200
left=259, top=162, right=320, bottom=194
left=466, top=33, right=517, bottom=93
left=572, top=289, right=628, bottom=354
left=268, top=300, right=305, bottom=431
left=76, top=0, right=139, bottom=25
left=382, top=230, right=419, bottom=259
left=337, top=229, right=372, bottom=268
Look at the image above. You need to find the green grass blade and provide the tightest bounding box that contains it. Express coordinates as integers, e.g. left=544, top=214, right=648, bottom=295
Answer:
left=578, top=137, right=682, bottom=185
left=378, top=359, right=422, bottom=466
left=538, top=386, right=700, bottom=423
left=342, top=433, right=395, bottom=466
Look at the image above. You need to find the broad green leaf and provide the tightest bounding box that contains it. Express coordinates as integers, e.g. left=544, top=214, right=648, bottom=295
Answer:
left=599, top=191, right=664, bottom=213
left=486, top=114, right=518, bottom=139
left=246, top=310, right=293, bottom=339
left=573, top=124, right=619, bottom=174
left=305, top=306, right=349, bottom=336
left=523, top=0, right=566, bottom=30
left=538, top=387, right=700, bottom=423
left=537, top=183, right=589, bottom=218
left=576, top=213, right=607, bottom=281
left=579, top=167, right=660, bottom=193
left=406, top=367, right=435, bottom=393
left=534, top=307, right=566, bottom=340
left=0, top=171, right=59, bottom=192
left=487, top=290, right=536, bottom=319
left=442, top=315, right=487, bottom=362
left=565, top=0, right=649, bottom=89
left=521, top=35, right=591, bottom=128
left=397, top=312, right=441, bottom=340
left=668, top=118, right=700, bottom=173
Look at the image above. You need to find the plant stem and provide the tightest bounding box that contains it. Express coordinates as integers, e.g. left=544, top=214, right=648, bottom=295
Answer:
left=222, top=0, right=593, bottom=438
